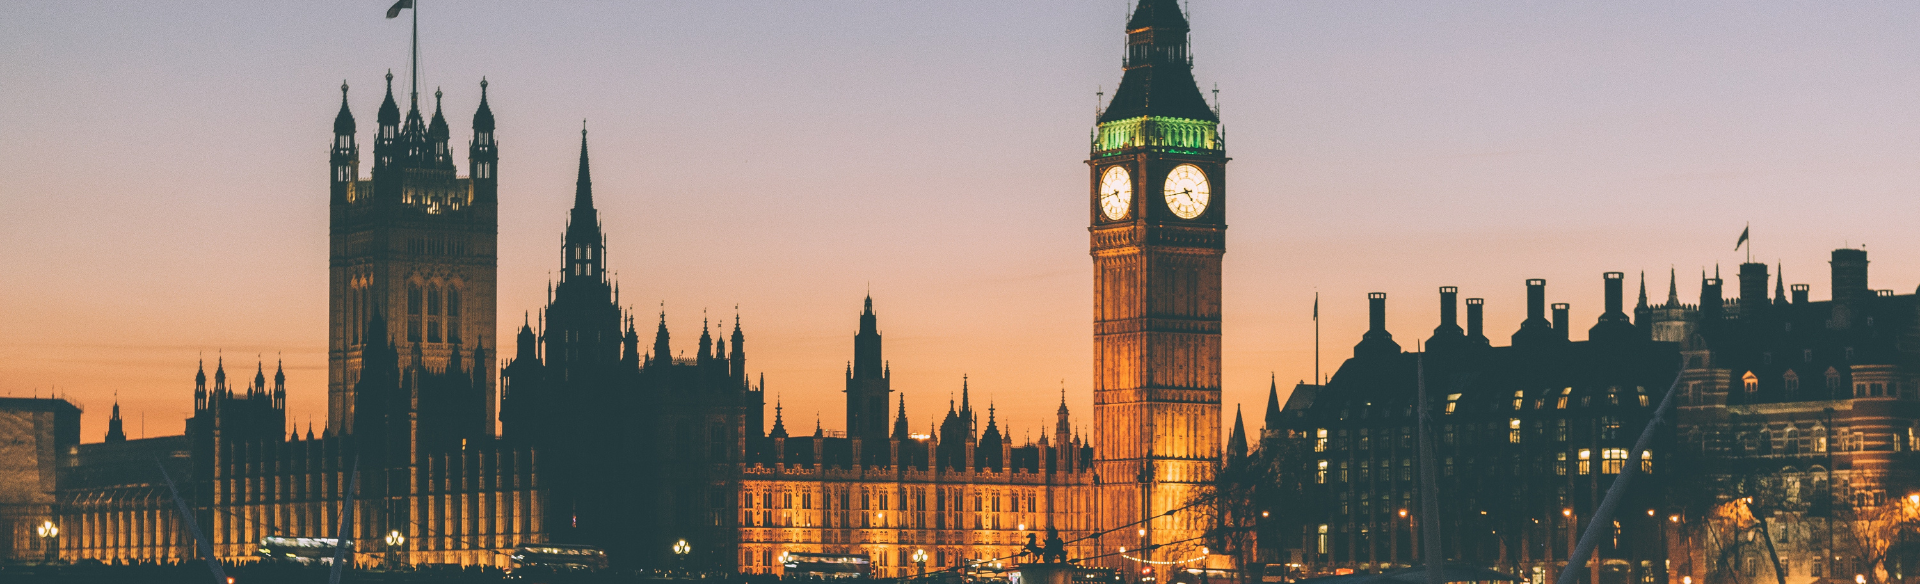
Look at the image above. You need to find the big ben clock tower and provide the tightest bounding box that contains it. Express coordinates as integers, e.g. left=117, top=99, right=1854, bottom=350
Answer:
left=1089, top=0, right=1225, bottom=568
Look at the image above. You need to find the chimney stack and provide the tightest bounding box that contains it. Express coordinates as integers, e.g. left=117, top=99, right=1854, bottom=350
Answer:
left=1430, top=286, right=1464, bottom=348
left=1590, top=272, right=1636, bottom=343
left=1791, top=284, right=1810, bottom=305
left=1552, top=303, right=1570, bottom=341
left=1369, top=292, right=1387, bottom=332
left=1465, top=298, right=1487, bottom=345
left=1702, top=275, right=1724, bottom=321
left=1512, top=279, right=1555, bottom=346
left=1831, top=248, right=1869, bottom=305
left=1354, top=292, right=1401, bottom=358
left=1528, top=279, right=1546, bottom=321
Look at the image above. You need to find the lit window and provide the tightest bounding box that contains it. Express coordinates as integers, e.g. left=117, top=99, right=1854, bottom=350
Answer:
left=1743, top=372, right=1758, bottom=394
left=1578, top=449, right=1592, bottom=475
left=1509, top=419, right=1522, bottom=444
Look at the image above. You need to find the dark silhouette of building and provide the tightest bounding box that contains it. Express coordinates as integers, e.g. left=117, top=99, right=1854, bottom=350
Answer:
left=328, top=73, right=497, bottom=444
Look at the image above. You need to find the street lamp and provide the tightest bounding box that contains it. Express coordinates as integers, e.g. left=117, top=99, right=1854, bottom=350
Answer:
left=673, top=539, right=692, bottom=575
left=913, top=548, right=929, bottom=577
left=385, top=530, right=406, bottom=570
left=36, top=521, right=58, bottom=563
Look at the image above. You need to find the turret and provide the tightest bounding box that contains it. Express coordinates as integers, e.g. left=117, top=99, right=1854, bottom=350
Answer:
left=105, top=401, right=126, bottom=443
left=195, top=359, right=208, bottom=410
left=564, top=128, right=604, bottom=282
left=375, top=71, right=400, bottom=170
left=730, top=313, right=747, bottom=385
left=469, top=78, right=497, bottom=200
left=1702, top=271, right=1724, bottom=322
left=652, top=312, right=671, bottom=368
left=1831, top=248, right=1870, bottom=306
left=331, top=82, right=359, bottom=202
left=273, top=358, right=287, bottom=409
left=1738, top=262, right=1770, bottom=321
left=426, top=88, right=452, bottom=168
left=697, top=317, right=713, bottom=367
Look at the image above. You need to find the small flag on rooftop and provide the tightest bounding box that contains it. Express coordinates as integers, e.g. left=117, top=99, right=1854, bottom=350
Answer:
left=386, top=0, right=413, bottom=19
left=1735, top=225, right=1749, bottom=251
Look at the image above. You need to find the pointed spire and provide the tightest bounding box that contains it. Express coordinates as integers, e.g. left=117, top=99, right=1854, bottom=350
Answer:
left=377, top=70, right=400, bottom=127
left=214, top=356, right=227, bottom=392
left=427, top=87, right=449, bottom=142
left=472, top=77, right=495, bottom=132
left=306, top=423, right=315, bottom=441
left=1666, top=267, right=1680, bottom=307
left=105, top=400, right=126, bottom=443
left=771, top=398, right=788, bottom=439
left=1227, top=405, right=1248, bottom=461
left=1775, top=262, right=1790, bottom=307
left=893, top=394, right=910, bottom=440
left=195, top=358, right=207, bottom=389
left=574, top=122, right=594, bottom=210
left=1636, top=271, right=1649, bottom=309
left=253, top=359, right=267, bottom=394
left=1264, top=374, right=1282, bottom=427
left=1099, top=0, right=1216, bottom=124
left=334, top=81, right=356, bottom=135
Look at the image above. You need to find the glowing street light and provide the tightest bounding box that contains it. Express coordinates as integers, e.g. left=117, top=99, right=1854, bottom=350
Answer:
left=36, top=521, right=58, bottom=562
left=673, top=539, right=692, bottom=576
left=913, top=549, right=929, bottom=576
left=384, top=530, right=406, bottom=570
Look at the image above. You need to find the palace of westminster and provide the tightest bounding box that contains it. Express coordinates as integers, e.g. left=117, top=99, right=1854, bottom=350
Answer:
left=4, top=1, right=1919, bottom=582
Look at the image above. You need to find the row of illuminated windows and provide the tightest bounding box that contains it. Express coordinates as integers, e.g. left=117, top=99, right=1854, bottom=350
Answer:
left=1312, top=448, right=1654, bottom=484
left=1312, top=416, right=1633, bottom=452
left=740, top=488, right=1040, bottom=514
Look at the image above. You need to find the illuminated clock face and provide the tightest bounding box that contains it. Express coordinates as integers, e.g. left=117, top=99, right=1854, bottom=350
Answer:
left=1099, top=166, right=1133, bottom=221
left=1163, top=164, right=1211, bottom=219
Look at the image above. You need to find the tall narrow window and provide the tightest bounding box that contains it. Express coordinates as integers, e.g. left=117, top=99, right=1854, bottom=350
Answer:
left=447, top=288, right=461, bottom=317
left=408, top=285, right=422, bottom=315
left=1578, top=449, right=1592, bottom=475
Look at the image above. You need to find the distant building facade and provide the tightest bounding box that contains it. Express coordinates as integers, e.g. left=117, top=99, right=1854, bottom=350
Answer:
left=1260, top=251, right=1920, bottom=583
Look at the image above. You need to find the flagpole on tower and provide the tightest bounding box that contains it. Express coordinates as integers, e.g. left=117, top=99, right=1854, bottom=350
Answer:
left=411, top=0, right=419, bottom=102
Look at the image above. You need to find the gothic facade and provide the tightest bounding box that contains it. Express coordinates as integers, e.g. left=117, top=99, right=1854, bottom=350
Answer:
left=1088, top=0, right=1228, bottom=571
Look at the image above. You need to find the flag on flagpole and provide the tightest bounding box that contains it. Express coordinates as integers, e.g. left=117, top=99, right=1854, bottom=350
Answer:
left=1735, top=225, right=1749, bottom=251
left=1313, top=293, right=1318, bottom=320
left=386, top=0, right=413, bottom=19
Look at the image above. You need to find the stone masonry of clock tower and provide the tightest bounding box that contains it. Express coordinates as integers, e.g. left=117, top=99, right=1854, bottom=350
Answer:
left=328, top=73, right=499, bottom=439
left=1089, top=0, right=1226, bottom=570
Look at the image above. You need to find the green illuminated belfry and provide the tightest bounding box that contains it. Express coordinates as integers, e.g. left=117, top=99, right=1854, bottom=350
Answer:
left=1094, top=0, right=1221, bottom=154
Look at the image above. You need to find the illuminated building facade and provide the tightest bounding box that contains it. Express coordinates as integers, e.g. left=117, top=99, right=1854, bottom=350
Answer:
left=732, top=300, right=1099, bottom=578
left=1089, top=0, right=1228, bottom=572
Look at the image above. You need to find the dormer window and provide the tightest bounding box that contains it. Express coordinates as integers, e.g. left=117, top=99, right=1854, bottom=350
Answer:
left=1743, top=372, right=1759, bottom=395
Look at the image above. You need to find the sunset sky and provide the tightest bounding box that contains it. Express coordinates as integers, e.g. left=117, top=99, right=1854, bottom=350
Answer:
left=6, top=1, right=1920, bottom=444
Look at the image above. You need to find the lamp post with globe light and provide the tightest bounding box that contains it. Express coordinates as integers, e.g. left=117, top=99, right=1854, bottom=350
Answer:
left=673, top=539, right=692, bottom=576
left=913, top=549, right=928, bottom=577
left=385, top=530, right=406, bottom=570
left=36, top=521, right=58, bottom=563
